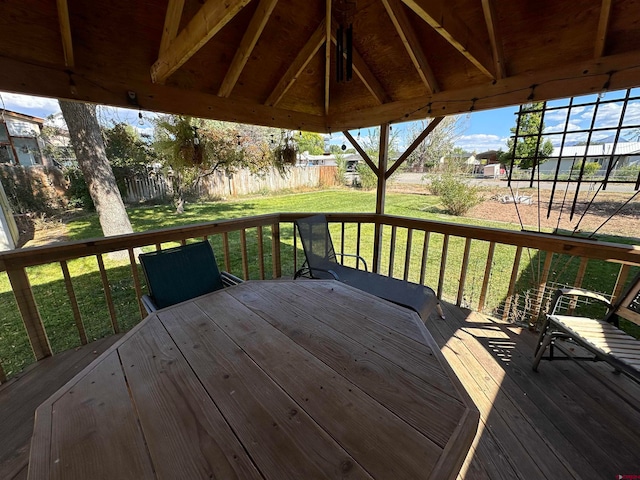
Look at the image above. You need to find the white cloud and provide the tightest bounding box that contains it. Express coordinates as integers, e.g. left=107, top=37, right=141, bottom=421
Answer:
left=0, top=91, right=59, bottom=113
left=456, top=133, right=507, bottom=152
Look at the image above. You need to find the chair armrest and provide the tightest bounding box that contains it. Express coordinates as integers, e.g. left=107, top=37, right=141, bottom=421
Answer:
left=335, top=253, right=368, bottom=271
left=549, top=287, right=612, bottom=315
left=221, top=271, right=243, bottom=286
left=141, top=294, right=158, bottom=314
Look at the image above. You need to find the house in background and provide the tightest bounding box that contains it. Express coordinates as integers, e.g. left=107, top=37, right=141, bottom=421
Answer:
left=0, top=109, right=46, bottom=167
left=538, top=141, right=640, bottom=175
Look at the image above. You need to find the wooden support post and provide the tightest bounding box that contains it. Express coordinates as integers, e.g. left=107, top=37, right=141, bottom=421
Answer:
left=373, top=123, right=390, bottom=273
left=7, top=268, right=52, bottom=359
left=612, top=264, right=631, bottom=302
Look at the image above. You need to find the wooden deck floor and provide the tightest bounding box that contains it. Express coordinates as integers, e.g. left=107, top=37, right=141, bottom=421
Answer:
left=0, top=335, right=123, bottom=480
left=426, top=302, right=640, bottom=480
left=1, top=301, right=639, bottom=479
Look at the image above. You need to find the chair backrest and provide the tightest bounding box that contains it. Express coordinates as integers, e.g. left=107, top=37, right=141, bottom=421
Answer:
left=138, top=241, right=224, bottom=309
left=294, top=214, right=338, bottom=271
left=612, top=271, right=640, bottom=326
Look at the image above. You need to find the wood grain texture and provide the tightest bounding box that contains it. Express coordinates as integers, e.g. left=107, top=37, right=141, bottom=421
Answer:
left=118, top=319, right=263, bottom=479
left=46, top=352, right=154, bottom=479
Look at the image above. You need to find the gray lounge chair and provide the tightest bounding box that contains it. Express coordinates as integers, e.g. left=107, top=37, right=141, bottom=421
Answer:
left=294, top=214, right=438, bottom=320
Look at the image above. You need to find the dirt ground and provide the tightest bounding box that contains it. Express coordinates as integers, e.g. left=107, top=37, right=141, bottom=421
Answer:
left=389, top=183, right=639, bottom=240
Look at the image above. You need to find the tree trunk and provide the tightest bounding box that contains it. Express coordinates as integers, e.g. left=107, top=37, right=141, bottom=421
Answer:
left=59, top=101, right=134, bottom=240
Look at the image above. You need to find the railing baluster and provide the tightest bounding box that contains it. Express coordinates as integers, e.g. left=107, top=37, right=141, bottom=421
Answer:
left=529, top=251, right=553, bottom=327
left=612, top=264, right=631, bottom=302
left=155, top=243, right=162, bottom=251
left=271, top=223, right=281, bottom=279
left=478, top=242, right=496, bottom=312
left=388, top=225, right=397, bottom=277
left=0, top=362, right=6, bottom=384
left=240, top=229, right=249, bottom=280
left=420, top=231, right=430, bottom=285
left=403, top=229, right=413, bottom=281
left=457, top=238, right=472, bottom=307
left=341, top=222, right=345, bottom=265
left=437, top=234, right=450, bottom=300
left=502, top=246, right=523, bottom=321
left=293, top=223, right=298, bottom=274
left=6, top=267, right=52, bottom=359
left=257, top=226, right=265, bottom=280
left=356, top=223, right=362, bottom=268
left=96, top=254, right=119, bottom=334
left=568, top=257, right=589, bottom=314
left=60, top=260, right=88, bottom=344
left=222, top=232, right=232, bottom=272
left=128, top=248, right=145, bottom=319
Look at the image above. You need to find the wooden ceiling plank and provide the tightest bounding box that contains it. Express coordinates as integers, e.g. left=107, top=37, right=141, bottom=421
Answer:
left=400, top=0, right=495, bottom=79
left=385, top=117, right=443, bottom=178
left=480, top=0, right=505, bottom=79
left=343, top=130, right=378, bottom=174
left=594, top=0, right=612, bottom=58
left=151, top=0, right=252, bottom=84
left=330, top=20, right=390, bottom=105
left=325, top=0, right=332, bottom=115
left=381, top=0, right=439, bottom=93
left=328, top=50, right=640, bottom=130
left=265, top=19, right=327, bottom=107
left=159, top=0, right=185, bottom=54
left=56, top=0, right=74, bottom=67
left=218, top=0, right=279, bottom=98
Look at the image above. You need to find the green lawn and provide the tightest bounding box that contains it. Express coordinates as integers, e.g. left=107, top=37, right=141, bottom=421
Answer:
left=1, top=188, right=638, bottom=378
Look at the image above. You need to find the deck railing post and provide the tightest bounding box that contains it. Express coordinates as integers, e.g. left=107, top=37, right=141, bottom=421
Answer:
left=271, top=222, right=281, bottom=279
left=373, top=123, right=390, bottom=273
left=6, top=267, right=52, bottom=359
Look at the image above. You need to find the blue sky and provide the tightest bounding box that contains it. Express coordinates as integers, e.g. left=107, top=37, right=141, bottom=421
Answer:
left=3, top=89, right=638, bottom=153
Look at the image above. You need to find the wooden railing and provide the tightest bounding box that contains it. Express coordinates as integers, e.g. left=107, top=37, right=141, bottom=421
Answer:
left=1, top=212, right=639, bottom=382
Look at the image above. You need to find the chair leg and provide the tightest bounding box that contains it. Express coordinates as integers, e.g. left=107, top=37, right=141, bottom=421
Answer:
left=534, top=317, right=550, bottom=356
left=532, top=330, right=553, bottom=372
left=436, top=303, right=445, bottom=319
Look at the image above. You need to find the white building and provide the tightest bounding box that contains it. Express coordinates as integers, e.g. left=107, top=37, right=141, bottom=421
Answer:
left=538, top=142, right=640, bottom=175
left=0, top=110, right=46, bottom=166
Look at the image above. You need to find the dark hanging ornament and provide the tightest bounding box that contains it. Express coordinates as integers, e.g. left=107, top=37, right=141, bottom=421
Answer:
left=335, top=0, right=356, bottom=83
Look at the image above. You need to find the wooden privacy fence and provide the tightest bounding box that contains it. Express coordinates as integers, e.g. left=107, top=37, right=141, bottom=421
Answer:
left=1, top=213, right=639, bottom=382
left=123, top=166, right=338, bottom=203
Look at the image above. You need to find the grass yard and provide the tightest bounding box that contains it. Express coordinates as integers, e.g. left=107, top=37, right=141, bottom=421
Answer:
left=1, top=188, right=638, bottom=378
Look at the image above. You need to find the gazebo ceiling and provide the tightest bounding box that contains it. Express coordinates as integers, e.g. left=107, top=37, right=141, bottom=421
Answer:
left=1, top=0, right=640, bottom=133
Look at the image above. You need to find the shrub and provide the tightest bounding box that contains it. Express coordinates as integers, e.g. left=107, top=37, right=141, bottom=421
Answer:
left=356, top=163, right=377, bottom=189
left=430, top=173, right=482, bottom=216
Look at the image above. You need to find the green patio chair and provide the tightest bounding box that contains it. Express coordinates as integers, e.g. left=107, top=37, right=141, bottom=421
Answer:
left=138, top=240, right=242, bottom=313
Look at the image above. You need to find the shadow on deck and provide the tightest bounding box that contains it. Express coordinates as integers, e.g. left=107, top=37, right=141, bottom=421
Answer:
left=1, top=301, right=639, bottom=479
left=427, top=302, right=640, bottom=480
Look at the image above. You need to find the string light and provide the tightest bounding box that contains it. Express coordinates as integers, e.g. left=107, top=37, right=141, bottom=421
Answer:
left=527, top=84, right=537, bottom=101
left=138, top=111, right=144, bottom=126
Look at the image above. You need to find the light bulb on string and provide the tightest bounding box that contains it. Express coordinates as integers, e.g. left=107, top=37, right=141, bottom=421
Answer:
left=138, top=111, right=144, bottom=126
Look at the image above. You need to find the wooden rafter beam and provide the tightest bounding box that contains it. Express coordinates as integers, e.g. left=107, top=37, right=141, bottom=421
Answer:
left=325, top=0, right=332, bottom=115
left=385, top=116, right=443, bottom=178
left=594, top=0, right=612, bottom=58
left=343, top=130, right=379, bottom=175
left=159, top=0, right=185, bottom=54
left=400, top=0, right=494, bottom=79
left=151, top=0, right=251, bottom=84
left=381, top=0, right=439, bottom=93
left=330, top=19, right=390, bottom=104
left=218, top=0, right=279, bottom=97
left=265, top=19, right=326, bottom=107
left=481, top=0, right=505, bottom=79
left=56, top=0, right=74, bottom=67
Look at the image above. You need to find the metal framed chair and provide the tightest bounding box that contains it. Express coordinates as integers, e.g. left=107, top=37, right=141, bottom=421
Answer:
left=294, top=214, right=438, bottom=320
left=138, top=240, right=242, bottom=313
left=533, top=272, right=640, bottom=381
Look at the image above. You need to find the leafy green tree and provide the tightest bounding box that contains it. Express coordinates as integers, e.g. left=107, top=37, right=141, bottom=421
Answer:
left=296, top=131, right=324, bottom=155
left=406, top=116, right=468, bottom=171
left=103, top=123, right=155, bottom=172
left=153, top=116, right=284, bottom=212
left=501, top=102, right=553, bottom=170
